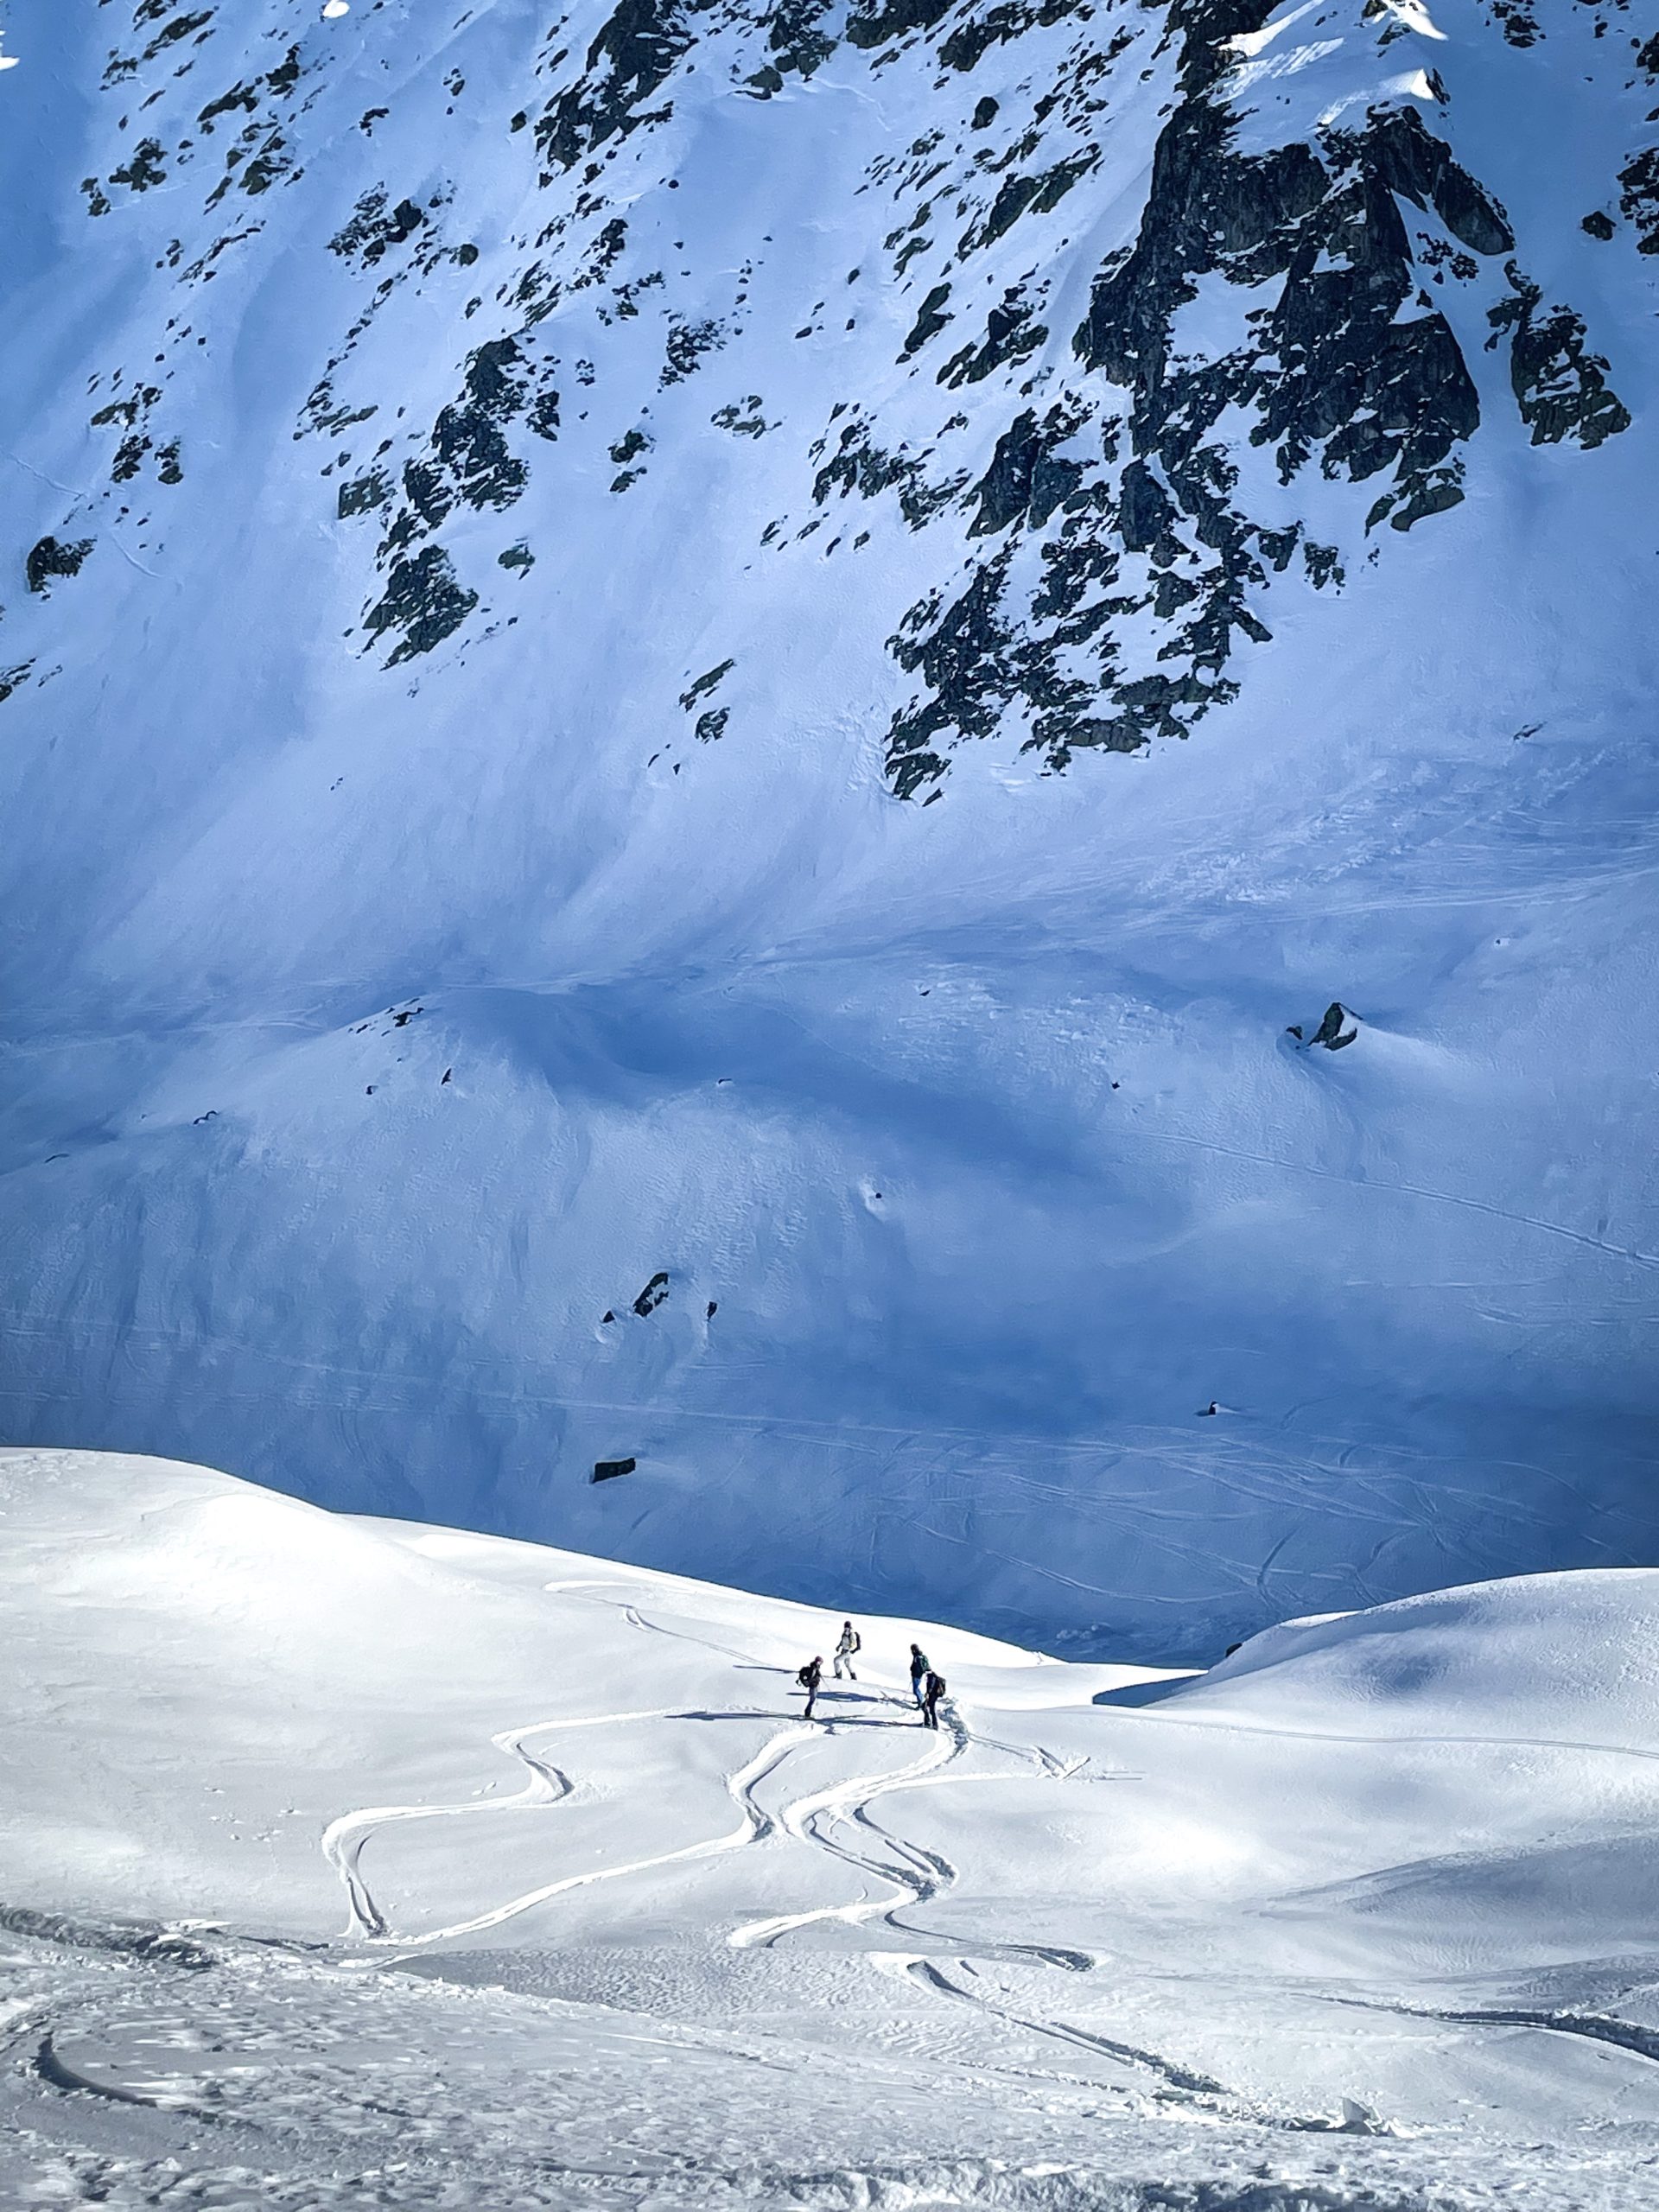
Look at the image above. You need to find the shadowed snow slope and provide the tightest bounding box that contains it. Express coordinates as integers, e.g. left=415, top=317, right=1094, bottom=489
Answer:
left=2, top=1448, right=1657, bottom=2211
left=1, top=2, right=1657, bottom=1656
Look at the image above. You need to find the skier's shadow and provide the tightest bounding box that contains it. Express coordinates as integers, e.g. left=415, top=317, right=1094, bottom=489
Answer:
left=671, top=1701, right=917, bottom=1727
left=814, top=1713, right=919, bottom=1727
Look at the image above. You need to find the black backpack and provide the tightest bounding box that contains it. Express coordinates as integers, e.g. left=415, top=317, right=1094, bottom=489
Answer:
left=926, top=1673, right=946, bottom=1700
left=797, top=1663, right=816, bottom=1689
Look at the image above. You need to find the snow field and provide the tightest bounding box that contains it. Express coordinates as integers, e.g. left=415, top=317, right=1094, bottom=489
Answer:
left=3, top=1447, right=1657, bottom=2212
left=0, top=0, right=1656, bottom=1655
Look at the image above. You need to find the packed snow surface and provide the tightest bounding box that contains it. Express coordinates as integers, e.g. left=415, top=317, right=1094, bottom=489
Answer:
left=0, top=0, right=1656, bottom=1656
left=2, top=1449, right=1656, bottom=2207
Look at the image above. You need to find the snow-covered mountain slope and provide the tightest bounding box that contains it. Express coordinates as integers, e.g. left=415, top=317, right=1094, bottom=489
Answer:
left=1, top=2, right=1656, bottom=1653
left=3, top=1448, right=1658, bottom=2208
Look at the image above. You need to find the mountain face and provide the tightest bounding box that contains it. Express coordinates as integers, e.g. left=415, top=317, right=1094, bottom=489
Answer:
left=1, top=0, right=1655, bottom=1656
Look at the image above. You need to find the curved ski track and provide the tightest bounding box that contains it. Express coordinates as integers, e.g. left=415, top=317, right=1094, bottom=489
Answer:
left=1332, top=1995, right=1659, bottom=2071
left=324, top=1707, right=819, bottom=1945
left=315, top=1582, right=1236, bottom=2107
left=321, top=1579, right=1069, bottom=1957
left=537, top=1580, right=1104, bottom=1956
left=726, top=1700, right=973, bottom=1951
left=903, top=1957, right=1230, bottom=2099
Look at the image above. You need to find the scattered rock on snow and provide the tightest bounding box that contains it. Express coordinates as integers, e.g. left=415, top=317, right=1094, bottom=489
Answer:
left=1287, top=1002, right=1361, bottom=1052
left=26, top=536, right=95, bottom=594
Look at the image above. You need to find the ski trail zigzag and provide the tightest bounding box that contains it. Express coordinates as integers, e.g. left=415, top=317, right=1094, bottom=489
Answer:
left=728, top=1702, right=974, bottom=1950
left=323, top=1708, right=811, bottom=1945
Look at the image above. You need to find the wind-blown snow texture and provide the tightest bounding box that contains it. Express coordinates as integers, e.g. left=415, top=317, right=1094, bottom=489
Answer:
left=1, top=0, right=1656, bottom=1656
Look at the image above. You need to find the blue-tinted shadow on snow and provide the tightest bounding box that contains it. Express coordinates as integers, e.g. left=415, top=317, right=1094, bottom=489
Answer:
left=1091, top=1674, right=1202, bottom=1708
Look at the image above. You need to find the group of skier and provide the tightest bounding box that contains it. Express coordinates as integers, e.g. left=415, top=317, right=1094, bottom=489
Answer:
left=796, top=1624, right=947, bottom=1728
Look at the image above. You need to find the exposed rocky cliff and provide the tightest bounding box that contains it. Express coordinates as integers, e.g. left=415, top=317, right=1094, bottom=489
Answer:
left=10, top=0, right=1646, bottom=785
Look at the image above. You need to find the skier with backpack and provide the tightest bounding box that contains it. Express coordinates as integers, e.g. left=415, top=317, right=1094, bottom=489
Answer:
left=908, top=1643, right=929, bottom=1707
left=797, top=1655, right=823, bottom=1721
left=920, top=1669, right=947, bottom=1730
left=834, top=1621, right=861, bottom=1680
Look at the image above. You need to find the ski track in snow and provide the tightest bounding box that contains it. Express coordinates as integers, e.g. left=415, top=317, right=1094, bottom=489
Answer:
left=1334, top=1997, right=1659, bottom=2071
left=551, top=1585, right=1109, bottom=1960
left=726, top=1698, right=971, bottom=1951
left=0, top=1317, right=1611, bottom=1550
left=320, top=1663, right=1659, bottom=2113
left=18, top=1454, right=1659, bottom=2203
left=321, top=1707, right=642, bottom=1940
left=320, top=1675, right=982, bottom=1955
left=1134, top=1711, right=1659, bottom=1765
left=308, top=1562, right=1659, bottom=2152
left=30, top=2031, right=216, bottom=2116
left=323, top=1707, right=815, bottom=1945
left=1123, top=1127, right=1659, bottom=1275
left=321, top=1583, right=1087, bottom=1969
left=905, top=1957, right=1233, bottom=2100
left=3, top=450, right=166, bottom=581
